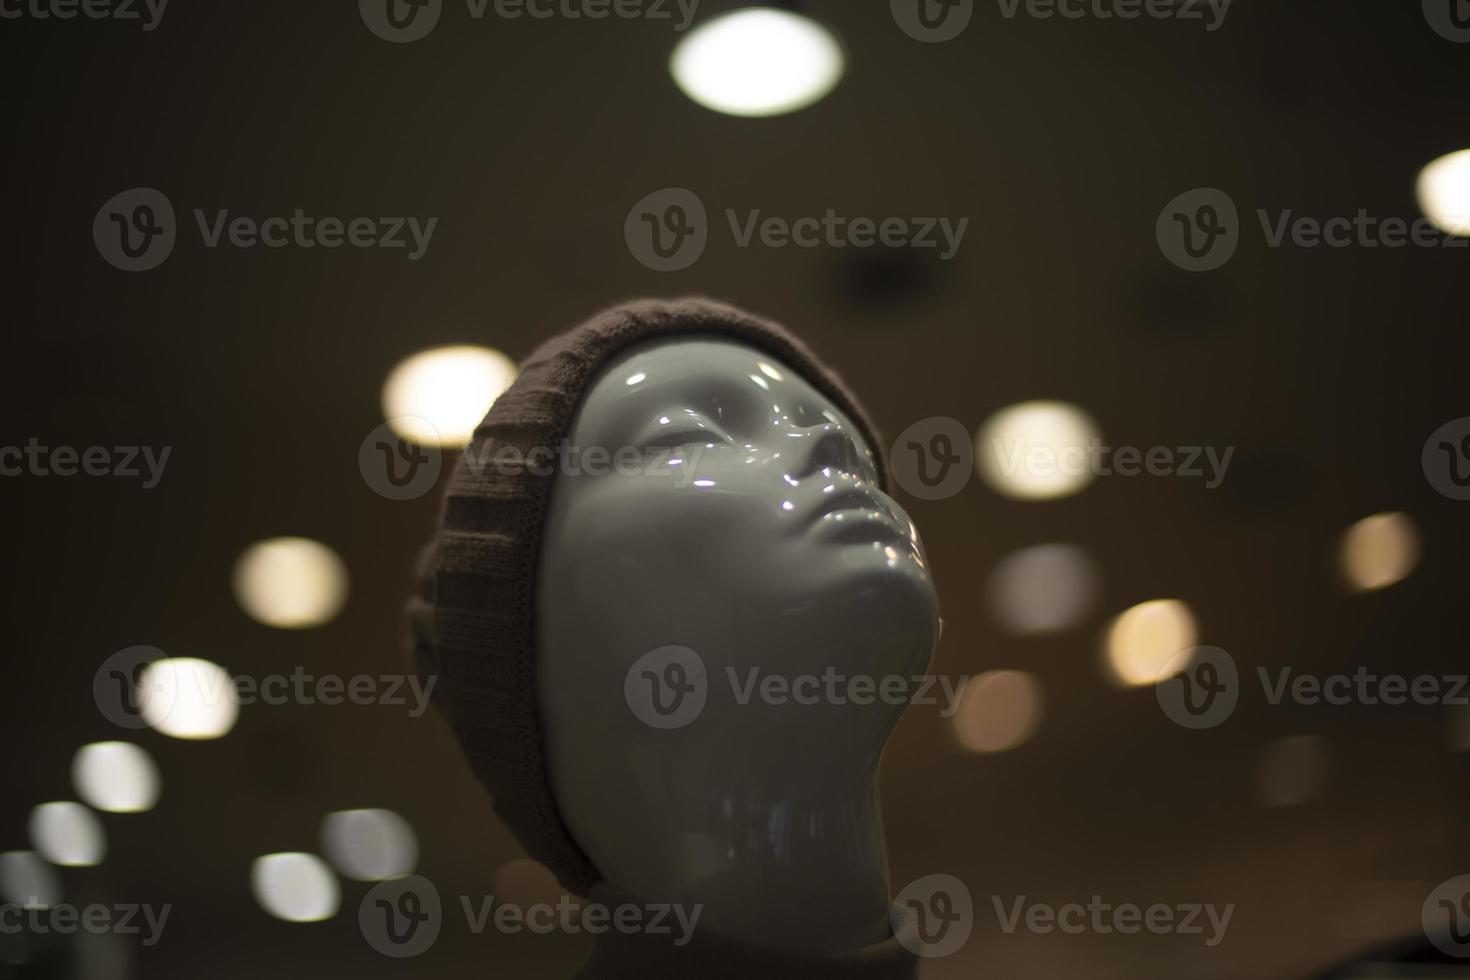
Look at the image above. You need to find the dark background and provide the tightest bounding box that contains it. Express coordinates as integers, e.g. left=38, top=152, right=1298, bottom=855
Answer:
left=3, top=0, right=1470, bottom=976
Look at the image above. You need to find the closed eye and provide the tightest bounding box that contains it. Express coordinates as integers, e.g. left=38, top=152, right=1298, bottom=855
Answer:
left=637, top=411, right=731, bottom=450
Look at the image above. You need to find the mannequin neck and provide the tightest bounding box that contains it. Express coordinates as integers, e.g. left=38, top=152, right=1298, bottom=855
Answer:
left=602, top=760, right=893, bottom=952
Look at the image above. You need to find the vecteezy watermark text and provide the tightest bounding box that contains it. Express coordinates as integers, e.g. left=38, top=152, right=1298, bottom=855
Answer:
left=990, top=895, right=1233, bottom=946
left=0, top=902, right=171, bottom=947
left=624, top=646, right=964, bottom=729
left=94, top=188, right=438, bottom=271
left=95, top=647, right=438, bottom=730
left=0, top=439, right=170, bottom=489
left=890, top=0, right=1230, bottom=42
left=0, top=0, right=167, bottom=29
left=1157, top=187, right=1468, bottom=271
left=625, top=188, right=970, bottom=272
left=359, top=875, right=702, bottom=958
left=889, top=874, right=1233, bottom=959
left=1156, top=646, right=1469, bottom=729
left=358, top=0, right=699, bottom=43
left=982, top=435, right=1234, bottom=489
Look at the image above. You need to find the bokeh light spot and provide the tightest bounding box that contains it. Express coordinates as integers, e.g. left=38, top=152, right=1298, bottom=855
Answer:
left=671, top=8, right=845, bottom=118
left=976, top=400, right=1101, bottom=500
left=233, top=537, right=349, bottom=629
left=952, top=670, right=1044, bottom=753
left=251, top=853, right=340, bottom=923
left=1104, top=599, right=1199, bottom=688
left=1340, top=511, right=1419, bottom=593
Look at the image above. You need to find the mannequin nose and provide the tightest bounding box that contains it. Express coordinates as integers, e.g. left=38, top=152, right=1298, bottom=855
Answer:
left=793, top=422, right=868, bottom=481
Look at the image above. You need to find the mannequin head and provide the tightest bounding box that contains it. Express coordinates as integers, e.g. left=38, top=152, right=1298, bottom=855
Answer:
left=536, top=336, right=939, bottom=950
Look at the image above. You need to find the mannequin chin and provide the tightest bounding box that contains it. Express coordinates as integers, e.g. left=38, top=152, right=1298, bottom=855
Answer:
left=537, top=336, right=940, bottom=952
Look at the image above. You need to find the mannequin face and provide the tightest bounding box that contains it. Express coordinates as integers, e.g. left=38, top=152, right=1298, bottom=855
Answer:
left=536, top=336, right=939, bottom=929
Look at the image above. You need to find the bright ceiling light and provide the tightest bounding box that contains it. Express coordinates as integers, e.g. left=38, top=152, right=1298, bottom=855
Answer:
left=1417, top=149, right=1470, bottom=237
left=1340, top=511, right=1419, bottom=593
left=671, top=8, right=845, bottom=118
left=321, top=809, right=418, bottom=882
left=233, top=537, right=349, bottom=629
left=383, top=345, right=517, bottom=447
left=0, top=852, right=61, bottom=909
left=1104, top=598, right=1199, bottom=688
left=986, top=543, right=1100, bottom=634
left=29, top=802, right=106, bottom=867
left=72, top=742, right=161, bottom=814
left=138, top=657, right=239, bottom=740
left=251, top=853, right=340, bottom=923
left=976, top=400, right=1102, bottom=501
left=952, top=670, right=1044, bottom=754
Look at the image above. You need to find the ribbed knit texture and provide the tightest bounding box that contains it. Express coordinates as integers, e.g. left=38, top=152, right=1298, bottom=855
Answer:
left=408, top=297, right=888, bottom=896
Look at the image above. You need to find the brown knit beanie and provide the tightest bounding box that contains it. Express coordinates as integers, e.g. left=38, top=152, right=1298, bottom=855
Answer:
left=407, top=297, right=888, bottom=895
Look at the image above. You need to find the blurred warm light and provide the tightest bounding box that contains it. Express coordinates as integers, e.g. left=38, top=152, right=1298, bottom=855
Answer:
left=952, top=670, right=1044, bottom=753
left=1339, top=511, right=1419, bottom=593
left=0, top=852, right=62, bottom=909
left=233, top=536, right=349, bottom=629
left=1417, top=149, right=1470, bottom=236
left=139, top=657, right=239, bottom=740
left=1258, top=735, right=1329, bottom=808
left=251, top=853, right=340, bottom=923
left=1104, top=599, right=1199, bottom=687
left=494, top=858, right=576, bottom=912
left=321, top=809, right=417, bottom=881
left=28, top=802, right=105, bottom=867
left=975, top=400, right=1101, bottom=500
left=670, top=8, right=845, bottom=118
left=72, top=742, right=160, bottom=814
left=382, top=345, right=516, bottom=447
left=987, top=543, right=1099, bottom=634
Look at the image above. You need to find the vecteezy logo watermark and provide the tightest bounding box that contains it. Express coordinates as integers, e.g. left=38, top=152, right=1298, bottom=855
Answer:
left=0, top=902, right=171, bottom=946
left=1423, top=417, right=1470, bottom=500
left=359, top=419, right=443, bottom=501
left=890, top=417, right=974, bottom=501
left=891, top=0, right=975, bottom=43
left=624, top=646, right=708, bottom=730
left=0, top=439, right=171, bottom=489
left=1425, top=876, right=1470, bottom=956
left=0, top=0, right=168, bottom=30
left=1156, top=646, right=1239, bottom=730
left=361, top=876, right=444, bottom=958
left=94, top=188, right=438, bottom=271
left=1156, top=187, right=1239, bottom=272
left=1158, top=186, right=1470, bottom=271
left=994, top=0, right=1232, bottom=31
left=93, top=188, right=176, bottom=272
left=1424, top=0, right=1470, bottom=42
left=892, top=874, right=974, bottom=958
left=623, top=647, right=965, bottom=729
left=359, top=0, right=698, bottom=42
left=625, top=188, right=708, bottom=273
left=359, top=0, right=444, bottom=42
left=93, top=646, right=438, bottom=729
left=1156, top=646, right=1470, bottom=730
left=625, top=188, right=970, bottom=272
left=360, top=874, right=703, bottom=958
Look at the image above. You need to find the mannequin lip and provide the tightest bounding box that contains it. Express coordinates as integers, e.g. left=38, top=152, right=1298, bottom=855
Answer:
left=805, top=487, right=915, bottom=547
left=812, top=510, right=913, bottom=547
